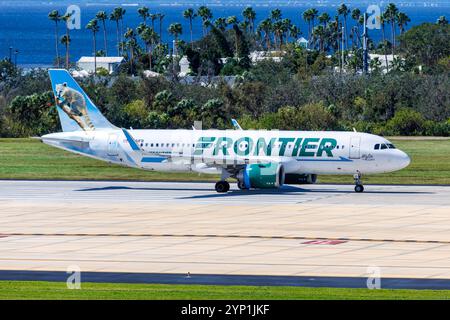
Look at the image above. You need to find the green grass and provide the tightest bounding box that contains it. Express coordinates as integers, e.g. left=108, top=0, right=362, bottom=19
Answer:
left=0, top=281, right=449, bottom=300
left=0, top=138, right=449, bottom=184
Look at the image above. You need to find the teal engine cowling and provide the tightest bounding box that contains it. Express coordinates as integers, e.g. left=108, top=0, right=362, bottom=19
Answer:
left=284, top=174, right=317, bottom=184
left=238, top=163, right=285, bottom=189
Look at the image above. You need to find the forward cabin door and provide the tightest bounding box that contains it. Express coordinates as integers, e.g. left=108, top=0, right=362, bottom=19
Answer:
left=349, top=136, right=361, bottom=159
left=107, top=133, right=119, bottom=156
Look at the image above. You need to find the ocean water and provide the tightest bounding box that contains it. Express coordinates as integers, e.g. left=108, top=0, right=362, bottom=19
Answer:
left=0, top=2, right=448, bottom=67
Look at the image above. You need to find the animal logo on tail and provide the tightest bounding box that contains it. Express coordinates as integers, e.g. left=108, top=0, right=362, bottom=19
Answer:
left=55, top=83, right=94, bottom=131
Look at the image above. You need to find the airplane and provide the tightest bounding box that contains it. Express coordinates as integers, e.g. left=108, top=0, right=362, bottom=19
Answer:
left=41, top=69, right=411, bottom=193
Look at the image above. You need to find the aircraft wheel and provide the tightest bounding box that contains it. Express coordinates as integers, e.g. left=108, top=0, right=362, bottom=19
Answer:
left=215, top=181, right=230, bottom=193
left=354, top=185, right=364, bottom=193
left=237, top=180, right=247, bottom=190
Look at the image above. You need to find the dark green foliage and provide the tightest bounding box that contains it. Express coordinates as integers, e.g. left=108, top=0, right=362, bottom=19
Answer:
left=3, top=91, right=59, bottom=137
left=399, top=23, right=450, bottom=71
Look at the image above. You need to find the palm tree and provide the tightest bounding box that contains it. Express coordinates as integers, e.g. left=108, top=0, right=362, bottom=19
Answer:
left=270, top=9, right=282, bottom=22
left=226, top=16, right=240, bottom=55
left=96, top=11, right=108, bottom=56
left=197, top=6, right=212, bottom=36
left=289, top=25, right=300, bottom=43
left=240, top=20, right=250, bottom=33
left=124, top=28, right=137, bottom=75
left=86, top=19, right=100, bottom=74
left=150, top=14, right=158, bottom=30
left=242, top=7, right=256, bottom=33
left=183, top=8, right=197, bottom=48
left=396, top=12, right=410, bottom=34
left=141, top=26, right=158, bottom=70
left=110, top=7, right=126, bottom=56
left=138, top=6, right=149, bottom=25
left=350, top=8, right=361, bottom=48
left=384, top=3, right=399, bottom=55
left=257, top=18, right=272, bottom=50
left=168, top=22, right=182, bottom=55
left=272, top=20, right=286, bottom=49
left=61, top=13, right=72, bottom=69
left=312, top=25, right=326, bottom=52
left=302, top=9, right=313, bottom=46
left=310, top=8, right=319, bottom=29
left=281, top=18, right=291, bottom=44
left=60, top=35, right=71, bottom=70
left=437, top=16, right=448, bottom=26
left=318, top=12, right=330, bottom=27
left=48, top=10, right=61, bottom=67
left=338, top=3, right=350, bottom=49
left=378, top=13, right=389, bottom=72
left=329, top=16, right=340, bottom=51
left=158, top=13, right=165, bottom=44
left=214, top=17, right=228, bottom=32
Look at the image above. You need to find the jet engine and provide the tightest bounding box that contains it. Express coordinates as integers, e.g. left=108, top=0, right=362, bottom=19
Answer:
left=237, top=163, right=285, bottom=189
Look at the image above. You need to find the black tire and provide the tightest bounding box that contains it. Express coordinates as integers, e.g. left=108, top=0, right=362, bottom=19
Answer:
left=354, top=185, right=364, bottom=193
left=237, top=181, right=246, bottom=190
left=215, top=181, right=230, bottom=193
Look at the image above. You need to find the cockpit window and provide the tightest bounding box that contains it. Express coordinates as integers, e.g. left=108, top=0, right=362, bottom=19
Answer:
left=387, top=143, right=396, bottom=149
left=380, top=144, right=388, bottom=150
left=374, top=144, right=380, bottom=150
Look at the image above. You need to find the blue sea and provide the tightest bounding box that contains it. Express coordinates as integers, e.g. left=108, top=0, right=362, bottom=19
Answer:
left=0, top=1, right=448, bottom=67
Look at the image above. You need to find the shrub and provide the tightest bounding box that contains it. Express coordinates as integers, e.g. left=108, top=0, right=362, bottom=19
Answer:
left=385, top=108, right=426, bottom=135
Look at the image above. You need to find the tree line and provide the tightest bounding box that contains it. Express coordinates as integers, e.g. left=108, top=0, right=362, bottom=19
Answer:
left=0, top=5, right=448, bottom=138
left=45, top=3, right=447, bottom=75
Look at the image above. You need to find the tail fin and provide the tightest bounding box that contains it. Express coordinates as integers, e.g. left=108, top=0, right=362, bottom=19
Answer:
left=48, top=69, right=115, bottom=132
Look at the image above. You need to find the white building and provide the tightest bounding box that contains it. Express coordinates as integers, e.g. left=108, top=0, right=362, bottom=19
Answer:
left=368, top=53, right=397, bottom=73
left=296, top=37, right=308, bottom=48
left=77, top=56, right=124, bottom=74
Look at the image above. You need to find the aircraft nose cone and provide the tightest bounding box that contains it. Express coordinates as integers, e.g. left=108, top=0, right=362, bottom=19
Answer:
left=399, top=151, right=411, bottom=169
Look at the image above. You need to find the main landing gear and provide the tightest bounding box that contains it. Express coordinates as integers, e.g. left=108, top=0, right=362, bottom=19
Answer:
left=353, top=171, right=364, bottom=193
left=215, top=180, right=230, bottom=193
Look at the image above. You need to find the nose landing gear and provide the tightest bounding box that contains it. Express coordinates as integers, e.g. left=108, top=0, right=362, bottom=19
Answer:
left=353, top=171, right=364, bottom=193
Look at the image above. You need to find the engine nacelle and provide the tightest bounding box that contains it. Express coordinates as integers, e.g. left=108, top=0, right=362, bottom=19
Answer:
left=238, top=163, right=285, bottom=189
left=284, top=173, right=318, bottom=184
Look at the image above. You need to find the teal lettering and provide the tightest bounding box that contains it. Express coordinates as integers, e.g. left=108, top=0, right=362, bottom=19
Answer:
left=278, top=138, right=295, bottom=156
left=234, top=137, right=253, bottom=156
left=292, top=138, right=303, bottom=156
left=254, top=137, right=276, bottom=156
left=213, top=137, right=233, bottom=156
left=299, top=138, right=320, bottom=157
left=194, top=137, right=215, bottom=155
left=316, top=138, right=337, bottom=157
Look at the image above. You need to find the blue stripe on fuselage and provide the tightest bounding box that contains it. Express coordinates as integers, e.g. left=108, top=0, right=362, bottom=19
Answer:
left=141, top=157, right=166, bottom=163
left=296, top=156, right=353, bottom=162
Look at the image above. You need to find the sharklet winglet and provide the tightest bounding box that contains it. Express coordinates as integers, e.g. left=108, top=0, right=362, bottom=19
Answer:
left=122, top=128, right=142, bottom=152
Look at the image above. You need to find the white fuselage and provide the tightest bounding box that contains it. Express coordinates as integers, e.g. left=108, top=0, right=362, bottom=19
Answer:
left=42, top=129, right=411, bottom=176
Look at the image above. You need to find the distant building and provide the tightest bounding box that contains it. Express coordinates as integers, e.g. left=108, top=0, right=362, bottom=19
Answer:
left=77, top=56, right=124, bottom=74
left=178, top=56, right=190, bottom=77
left=249, top=51, right=282, bottom=63
left=368, top=54, right=399, bottom=73
left=296, top=37, right=308, bottom=48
